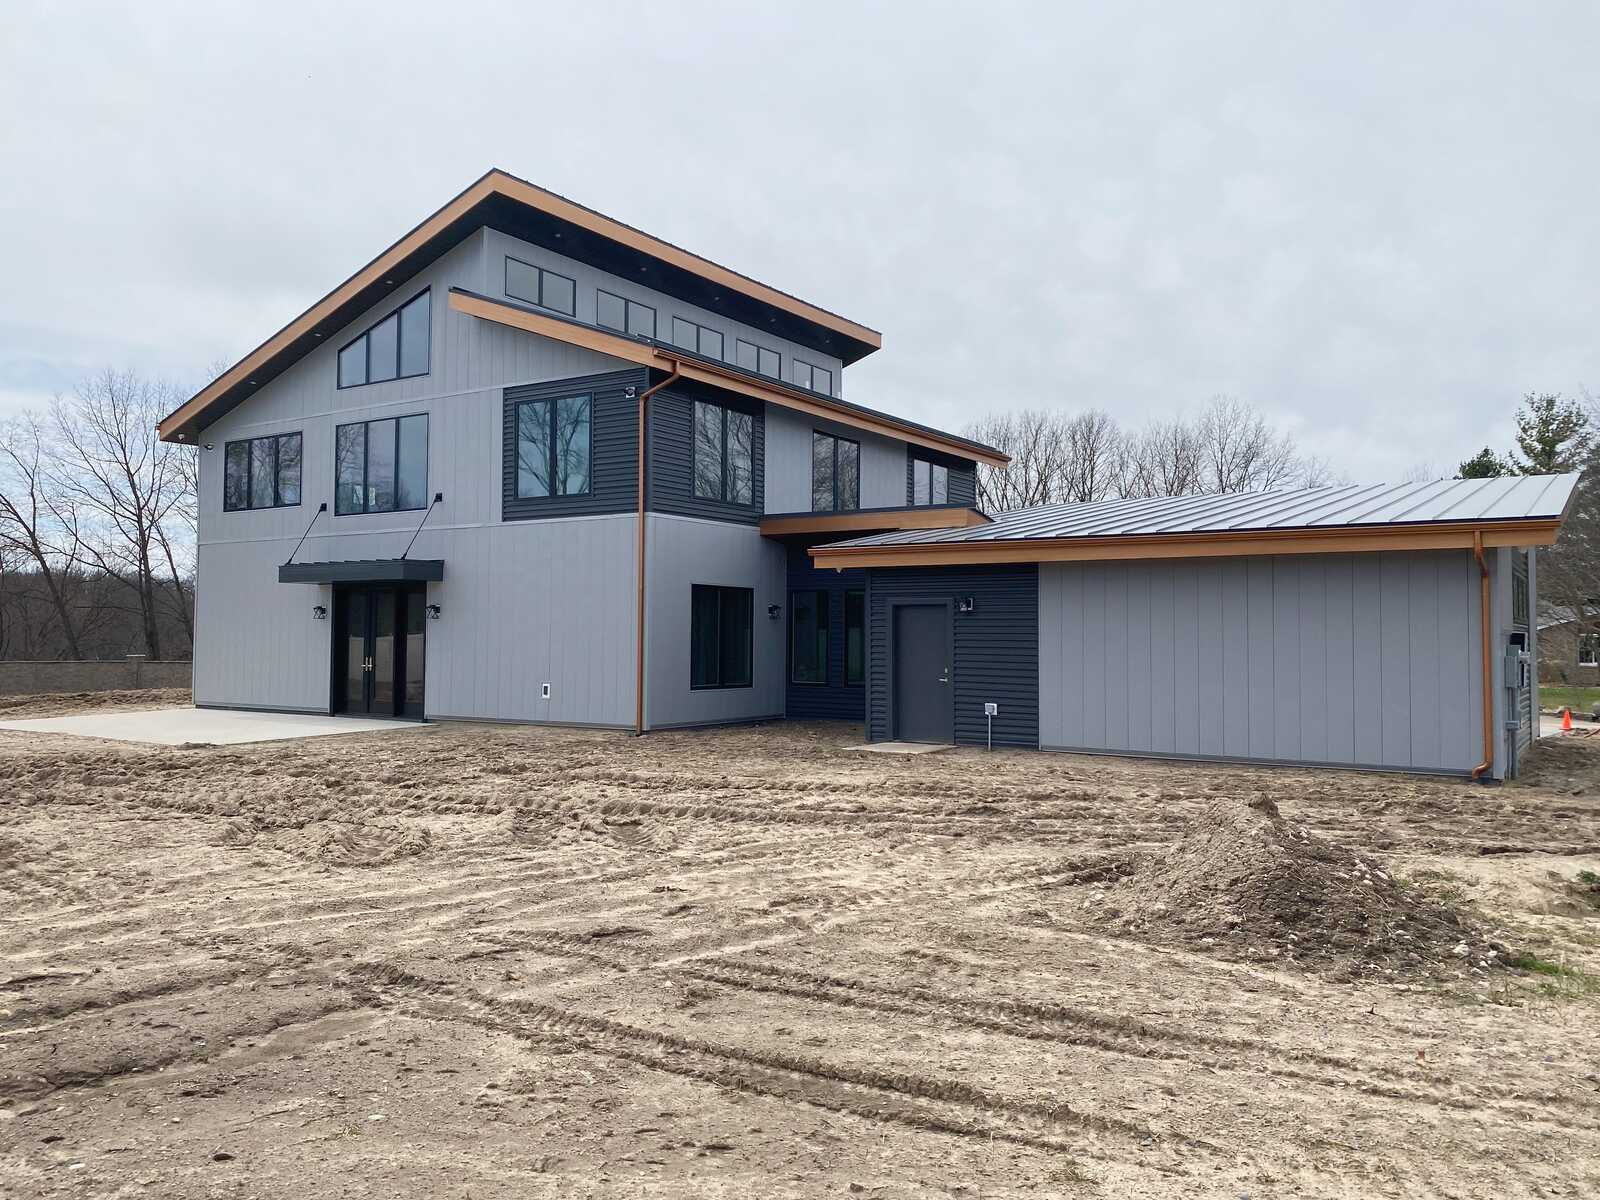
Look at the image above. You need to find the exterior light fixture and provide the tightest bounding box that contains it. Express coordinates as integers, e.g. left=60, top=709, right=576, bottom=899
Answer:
left=767, top=604, right=782, bottom=620
left=312, top=605, right=328, bottom=620
left=425, top=604, right=442, bottom=621
left=957, top=595, right=977, bottom=613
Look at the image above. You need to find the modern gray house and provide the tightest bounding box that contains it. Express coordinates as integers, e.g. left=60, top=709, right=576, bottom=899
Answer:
left=159, top=169, right=1005, bottom=735
left=813, top=476, right=1578, bottom=780
left=160, top=169, right=1576, bottom=780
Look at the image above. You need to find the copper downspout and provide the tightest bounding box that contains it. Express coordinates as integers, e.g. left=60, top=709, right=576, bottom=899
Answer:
left=634, top=361, right=683, bottom=735
left=1471, top=531, right=1495, bottom=781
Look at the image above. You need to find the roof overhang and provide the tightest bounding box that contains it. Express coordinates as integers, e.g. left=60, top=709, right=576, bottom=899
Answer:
left=760, top=505, right=990, bottom=538
left=158, top=168, right=883, bottom=444
left=809, top=518, right=1564, bottom=570
left=447, top=290, right=1009, bottom=468
left=278, top=559, right=445, bottom=584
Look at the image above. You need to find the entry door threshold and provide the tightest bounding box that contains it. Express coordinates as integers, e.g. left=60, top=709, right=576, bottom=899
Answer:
left=855, top=742, right=952, bottom=755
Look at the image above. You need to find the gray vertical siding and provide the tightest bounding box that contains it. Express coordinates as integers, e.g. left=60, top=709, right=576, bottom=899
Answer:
left=865, top=564, right=1039, bottom=747
left=644, top=514, right=786, bottom=728
left=501, top=368, right=647, bottom=520
left=1039, top=551, right=1484, bottom=773
left=647, top=382, right=765, bottom=523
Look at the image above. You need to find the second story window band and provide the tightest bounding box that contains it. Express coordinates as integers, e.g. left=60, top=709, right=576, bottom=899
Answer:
left=811, top=431, right=860, bottom=512
left=223, top=432, right=302, bottom=511
left=505, top=256, right=576, bottom=317
left=692, top=399, right=754, bottom=505
left=515, top=394, right=592, bottom=498
left=911, top=456, right=949, bottom=506
left=335, top=413, right=429, bottom=515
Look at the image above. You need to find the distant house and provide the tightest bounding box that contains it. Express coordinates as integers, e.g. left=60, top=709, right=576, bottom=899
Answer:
left=1538, top=606, right=1600, bottom=685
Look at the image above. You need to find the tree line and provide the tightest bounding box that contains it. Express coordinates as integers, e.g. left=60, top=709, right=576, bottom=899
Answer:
left=962, top=395, right=1337, bottom=512
left=0, top=370, right=196, bottom=662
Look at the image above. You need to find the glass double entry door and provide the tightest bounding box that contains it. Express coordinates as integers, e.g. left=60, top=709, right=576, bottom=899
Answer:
left=335, top=584, right=426, bottom=717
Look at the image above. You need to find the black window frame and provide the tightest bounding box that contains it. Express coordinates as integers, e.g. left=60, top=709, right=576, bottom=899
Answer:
left=789, top=588, right=830, bottom=686
left=513, top=393, right=594, bottom=500
left=597, top=289, right=656, bottom=340
left=672, top=316, right=725, bottom=361
left=335, top=289, right=431, bottom=390
left=690, top=584, right=754, bottom=690
left=333, top=412, right=430, bottom=516
left=844, top=589, right=865, bottom=685
left=692, top=399, right=755, bottom=506
left=794, top=359, right=832, bottom=396
left=810, top=430, right=861, bottom=513
left=504, top=256, right=577, bottom=317
left=222, top=431, right=303, bottom=512
left=735, top=338, right=781, bottom=380
left=911, top=456, right=950, bottom=506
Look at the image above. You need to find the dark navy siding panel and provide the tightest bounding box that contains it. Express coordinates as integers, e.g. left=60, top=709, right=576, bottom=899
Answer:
left=647, top=379, right=765, bottom=524
left=865, top=564, right=1038, bottom=747
left=785, top=541, right=866, bottom=721
left=502, top=368, right=647, bottom=520
left=905, top=447, right=978, bottom=508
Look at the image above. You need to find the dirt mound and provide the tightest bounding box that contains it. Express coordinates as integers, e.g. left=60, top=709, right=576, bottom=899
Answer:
left=0, top=687, right=190, bottom=718
left=216, top=817, right=429, bottom=867
left=1086, top=798, right=1501, bottom=975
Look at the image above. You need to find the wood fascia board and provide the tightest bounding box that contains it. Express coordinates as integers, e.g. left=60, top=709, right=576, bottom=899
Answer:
left=486, top=172, right=881, bottom=349
left=759, top=507, right=990, bottom=537
left=450, top=292, right=1008, bottom=468
left=159, top=174, right=502, bottom=440
left=158, top=169, right=883, bottom=442
left=808, top=520, right=1563, bottom=569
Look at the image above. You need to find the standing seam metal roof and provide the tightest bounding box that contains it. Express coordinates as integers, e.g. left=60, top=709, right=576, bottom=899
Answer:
left=827, top=474, right=1582, bottom=549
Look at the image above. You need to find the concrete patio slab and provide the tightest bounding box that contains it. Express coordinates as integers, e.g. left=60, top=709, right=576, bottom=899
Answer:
left=851, top=741, right=952, bottom=755
left=0, top=707, right=423, bottom=747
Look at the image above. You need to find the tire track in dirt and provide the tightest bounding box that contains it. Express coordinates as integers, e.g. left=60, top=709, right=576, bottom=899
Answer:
left=347, top=960, right=1190, bottom=1162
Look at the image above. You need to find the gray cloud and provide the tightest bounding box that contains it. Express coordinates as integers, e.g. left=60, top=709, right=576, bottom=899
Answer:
left=3, top=0, right=1596, bottom=478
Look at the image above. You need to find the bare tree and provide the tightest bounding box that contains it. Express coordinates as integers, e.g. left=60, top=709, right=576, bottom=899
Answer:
left=1061, top=410, right=1123, bottom=503
left=1194, top=395, right=1300, bottom=493
left=966, top=409, right=1069, bottom=512
left=46, top=370, right=195, bottom=659
left=0, top=413, right=89, bottom=659
left=1120, top=417, right=1203, bottom=498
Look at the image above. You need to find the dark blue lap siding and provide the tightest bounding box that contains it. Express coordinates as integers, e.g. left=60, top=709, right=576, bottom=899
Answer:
left=866, top=564, right=1039, bottom=748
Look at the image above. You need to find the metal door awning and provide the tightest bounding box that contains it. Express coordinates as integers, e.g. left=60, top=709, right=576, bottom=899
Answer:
left=277, top=559, right=444, bottom=584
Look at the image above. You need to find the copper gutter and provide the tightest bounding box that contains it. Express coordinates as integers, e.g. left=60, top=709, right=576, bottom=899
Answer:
left=1471, top=531, right=1494, bottom=781
left=634, top=361, right=682, bottom=735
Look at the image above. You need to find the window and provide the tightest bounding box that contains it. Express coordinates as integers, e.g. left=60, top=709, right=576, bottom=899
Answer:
left=692, top=400, right=754, bottom=505
left=505, top=257, right=576, bottom=316
left=790, top=589, right=829, bottom=685
left=811, top=431, right=860, bottom=512
left=337, top=291, right=430, bottom=388
left=912, top=457, right=949, bottom=506
left=1581, top=633, right=1600, bottom=667
left=735, top=339, right=781, bottom=379
left=223, top=432, right=302, bottom=511
left=844, top=590, right=865, bottom=685
left=335, top=413, right=429, bottom=514
left=1512, top=550, right=1530, bottom=628
left=597, top=289, right=656, bottom=339
left=671, top=316, right=724, bottom=360
left=515, top=394, right=592, bottom=498
left=691, top=585, right=753, bottom=689
left=793, top=360, right=832, bottom=396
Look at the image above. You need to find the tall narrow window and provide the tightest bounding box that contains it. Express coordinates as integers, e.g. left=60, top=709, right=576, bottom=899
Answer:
left=790, top=589, right=829, bottom=685
left=223, top=431, right=303, bottom=511
left=337, top=290, right=430, bottom=388
left=912, top=457, right=949, bottom=506
left=334, top=414, right=429, bottom=515
left=691, top=585, right=753, bottom=689
left=516, top=394, right=592, bottom=498
left=844, top=590, right=865, bottom=685
left=811, top=432, right=860, bottom=512
left=505, top=257, right=576, bottom=316
left=692, top=399, right=754, bottom=505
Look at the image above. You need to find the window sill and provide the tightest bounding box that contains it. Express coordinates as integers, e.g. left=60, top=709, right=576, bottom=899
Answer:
left=690, top=683, right=754, bottom=691
left=223, top=503, right=303, bottom=513
left=334, top=505, right=429, bottom=518
left=336, top=370, right=430, bottom=392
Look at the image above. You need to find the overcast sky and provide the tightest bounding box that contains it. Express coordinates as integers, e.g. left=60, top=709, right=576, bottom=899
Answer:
left=3, top=1, right=1596, bottom=482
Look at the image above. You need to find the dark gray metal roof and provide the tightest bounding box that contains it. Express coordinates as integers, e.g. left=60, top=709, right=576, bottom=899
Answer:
left=830, top=474, right=1582, bottom=549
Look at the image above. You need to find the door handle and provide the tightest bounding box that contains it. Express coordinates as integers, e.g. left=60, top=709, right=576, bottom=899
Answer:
left=937, top=669, right=950, bottom=684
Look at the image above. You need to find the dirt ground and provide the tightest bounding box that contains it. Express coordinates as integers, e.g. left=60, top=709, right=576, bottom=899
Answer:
left=2, top=692, right=1599, bottom=1198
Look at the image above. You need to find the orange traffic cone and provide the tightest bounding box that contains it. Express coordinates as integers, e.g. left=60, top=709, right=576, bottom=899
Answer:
left=1563, top=707, right=1574, bottom=733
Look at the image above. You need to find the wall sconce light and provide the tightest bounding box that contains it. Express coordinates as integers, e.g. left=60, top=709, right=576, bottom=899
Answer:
left=425, top=604, right=442, bottom=621
left=312, top=605, right=327, bottom=620
left=767, top=604, right=782, bottom=620
left=957, top=595, right=977, bottom=613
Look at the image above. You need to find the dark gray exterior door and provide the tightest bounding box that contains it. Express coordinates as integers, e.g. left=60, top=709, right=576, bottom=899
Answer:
left=892, top=603, right=953, bottom=743
left=335, top=585, right=425, bottom=717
